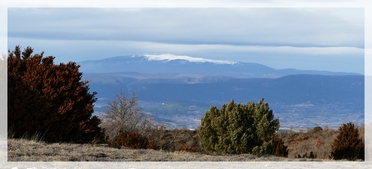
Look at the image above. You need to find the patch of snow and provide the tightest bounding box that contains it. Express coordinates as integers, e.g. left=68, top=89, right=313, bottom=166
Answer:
left=143, top=54, right=236, bottom=65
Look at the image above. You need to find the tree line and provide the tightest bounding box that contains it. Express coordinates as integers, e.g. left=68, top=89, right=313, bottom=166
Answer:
left=7, top=46, right=364, bottom=160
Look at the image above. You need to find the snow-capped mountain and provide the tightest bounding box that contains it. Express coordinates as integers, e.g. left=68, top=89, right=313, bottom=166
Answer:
left=78, top=54, right=360, bottom=78
left=143, top=54, right=236, bottom=65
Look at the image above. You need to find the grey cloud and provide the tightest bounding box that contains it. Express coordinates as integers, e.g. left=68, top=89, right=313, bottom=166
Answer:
left=8, top=8, right=364, bottom=48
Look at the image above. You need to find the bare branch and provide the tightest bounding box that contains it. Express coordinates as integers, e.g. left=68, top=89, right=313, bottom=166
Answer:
left=99, top=90, right=162, bottom=142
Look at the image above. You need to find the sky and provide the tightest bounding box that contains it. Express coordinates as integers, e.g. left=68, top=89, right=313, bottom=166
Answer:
left=7, top=7, right=365, bottom=74
left=1, top=0, right=372, bottom=165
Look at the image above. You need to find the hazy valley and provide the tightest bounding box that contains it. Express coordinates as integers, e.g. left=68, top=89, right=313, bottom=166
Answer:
left=79, top=55, right=364, bottom=129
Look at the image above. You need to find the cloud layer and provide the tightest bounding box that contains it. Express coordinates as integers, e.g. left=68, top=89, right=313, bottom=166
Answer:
left=8, top=8, right=364, bottom=47
left=7, top=8, right=364, bottom=74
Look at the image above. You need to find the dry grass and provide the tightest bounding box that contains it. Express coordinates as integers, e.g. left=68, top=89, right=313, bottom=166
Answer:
left=8, top=138, right=328, bottom=162
left=8, top=124, right=365, bottom=162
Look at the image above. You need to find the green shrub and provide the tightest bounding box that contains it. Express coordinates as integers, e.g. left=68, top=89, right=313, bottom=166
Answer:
left=252, top=140, right=274, bottom=156
left=313, top=126, right=323, bottom=133
left=198, top=98, right=280, bottom=155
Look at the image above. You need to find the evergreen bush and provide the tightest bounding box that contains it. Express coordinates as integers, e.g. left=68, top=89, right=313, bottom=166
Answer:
left=198, top=98, right=281, bottom=155
left=331, top=122, right=364, bottom=160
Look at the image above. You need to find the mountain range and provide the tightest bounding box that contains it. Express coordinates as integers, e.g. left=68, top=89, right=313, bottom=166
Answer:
left=78, top=54, right=361, bottom=78
left=78, top=55, right=364, bottom=129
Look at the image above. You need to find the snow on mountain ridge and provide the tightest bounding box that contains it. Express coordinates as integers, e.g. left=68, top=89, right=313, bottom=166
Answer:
left=143, top=54, right=236, bottom=65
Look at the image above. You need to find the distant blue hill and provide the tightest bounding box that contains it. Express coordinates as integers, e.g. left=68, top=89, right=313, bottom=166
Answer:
left=82, top=71, right=364, bottom=129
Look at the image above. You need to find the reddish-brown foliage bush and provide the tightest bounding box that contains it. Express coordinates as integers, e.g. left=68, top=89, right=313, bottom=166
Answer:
left=271, top=133, right=288, bottom=157
left=331, top=122, right=364, bottom=160
left=8, top=46, right=102, bottom=143
left=176, top=145, right=200, bottom=152
left=109, top=131, right=153, bottom=149
left=279, top=127, right=338, bottom=159
left=151, top=129, right=202, bottom=152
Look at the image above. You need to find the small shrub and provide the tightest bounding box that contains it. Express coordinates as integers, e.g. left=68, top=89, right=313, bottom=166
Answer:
left=313, top=126, right=323, bottom=133
left=331, top=122, right=364, bottom=161
left=152, top=129, right=202, bottom=153
left=279, top=127, right=338, bottom=159
left=271, top=134, right=288, bottom=157
left=109, top=131, right=153, bottom=149
left=99, top=91, right=164, bottom=143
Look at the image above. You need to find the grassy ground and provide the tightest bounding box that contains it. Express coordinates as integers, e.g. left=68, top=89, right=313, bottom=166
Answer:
left=8, top=138, right=326, bottom=162
left=8, top=125, right=365, bottom=162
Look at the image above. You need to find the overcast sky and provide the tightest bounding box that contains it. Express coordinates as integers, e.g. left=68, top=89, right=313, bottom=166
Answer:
left=7, top=8, right=364, bottom=74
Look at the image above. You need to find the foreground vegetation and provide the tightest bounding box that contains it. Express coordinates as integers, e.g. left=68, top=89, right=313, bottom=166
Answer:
left=8, top=123, right=364, bottom=161
left=7, top=46, right=364, bottom=161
